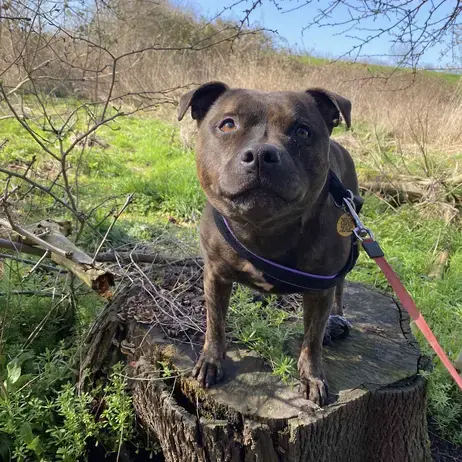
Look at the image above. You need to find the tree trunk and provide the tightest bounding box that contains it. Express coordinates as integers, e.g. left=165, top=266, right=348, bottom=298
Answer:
left=84, top=265, right=431, bottom=462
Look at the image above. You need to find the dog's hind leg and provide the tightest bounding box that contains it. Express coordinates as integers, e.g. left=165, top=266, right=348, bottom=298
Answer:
left=332, top=278, right=345, bottom=316
left=323, top=278, right=352, bottom=345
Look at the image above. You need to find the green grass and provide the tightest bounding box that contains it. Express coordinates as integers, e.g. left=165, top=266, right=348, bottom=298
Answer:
left=350, top=197, right=462, bottom=442
left=1, top=109, right=462, bottom=446
left=76, top=117, right=205, bottom=220
left=291, top=52, right=461, bottom=85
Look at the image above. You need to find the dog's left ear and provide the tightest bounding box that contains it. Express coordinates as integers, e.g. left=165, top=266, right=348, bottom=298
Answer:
left=178, top=81, right=230, bottom=123
left=306, top=88, right=351, bottom=135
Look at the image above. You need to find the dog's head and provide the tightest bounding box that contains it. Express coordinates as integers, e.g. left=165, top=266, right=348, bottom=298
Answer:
left=178, top=82, right=351, bottom=226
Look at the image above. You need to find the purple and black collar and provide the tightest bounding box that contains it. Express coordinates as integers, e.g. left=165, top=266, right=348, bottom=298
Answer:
left=212, top=170, right=363, bottom=293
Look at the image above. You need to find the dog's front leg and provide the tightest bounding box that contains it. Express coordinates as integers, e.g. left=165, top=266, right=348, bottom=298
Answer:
left=193, top=266, right=232, bottom=388
left=298, top=288, right=335, bottom=406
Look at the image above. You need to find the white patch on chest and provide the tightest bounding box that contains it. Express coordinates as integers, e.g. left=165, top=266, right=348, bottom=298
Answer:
left=241, top=262, right=274, bottom=291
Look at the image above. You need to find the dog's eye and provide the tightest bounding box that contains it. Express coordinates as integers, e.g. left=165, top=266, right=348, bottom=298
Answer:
left=219, top=119, right=237, bottom=133
left=295, top=125, right=311, bottom=139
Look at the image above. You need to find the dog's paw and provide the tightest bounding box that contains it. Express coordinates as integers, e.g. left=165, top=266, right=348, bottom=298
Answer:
left=299, top=373, right=329, bottom=407
left=323, top=315, right=352, bottom=345
left=192, top=351, right=225, bottom=388
left=298, top=353, right=329, bottom=406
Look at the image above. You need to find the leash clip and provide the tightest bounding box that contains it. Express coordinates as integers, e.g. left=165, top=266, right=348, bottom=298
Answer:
left=343, top=195, right=375, bottom=242
left=333, top=189, right=354, bottom=209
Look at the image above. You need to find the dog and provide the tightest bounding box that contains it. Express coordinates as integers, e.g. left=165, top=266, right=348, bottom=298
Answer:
left=178, top=82, right=361, bottom=406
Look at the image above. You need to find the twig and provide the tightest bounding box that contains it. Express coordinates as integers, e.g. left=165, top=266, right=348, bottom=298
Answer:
left=0, top=252, right=64, bottom=272
left=0, top=238, right=46, bottom=257
left=0, top=16, right=31, bottom=21
left=0, top=290, right=65, bottom=297
left=92, top=193, right=134, bottom=264
left=0, top=185, right=19, bottom=203
left=0, top=84, right=60, bottom=161
left=0, top=166, right=82, bottom=220
left=22, top=251, right=50, bottom=280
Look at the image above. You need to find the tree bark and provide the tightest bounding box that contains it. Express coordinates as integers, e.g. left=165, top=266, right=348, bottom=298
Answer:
left=84, top=270, right=431, bottom=462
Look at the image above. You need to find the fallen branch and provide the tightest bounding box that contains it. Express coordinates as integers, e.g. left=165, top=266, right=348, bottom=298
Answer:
left=359, top=173, right=462, bottom=204
left=95, top=250, right=202, bottom=267
left=0, top=238, right=46, bottom=257
left=28, top=221, right=115, bottom=297
left=0, top=221, right=114, bottom=298
left=0, top=217, right=70, bottom=257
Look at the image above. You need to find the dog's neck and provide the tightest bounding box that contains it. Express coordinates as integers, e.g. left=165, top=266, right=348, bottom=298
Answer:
left=222, top=182, right=332, bottom=261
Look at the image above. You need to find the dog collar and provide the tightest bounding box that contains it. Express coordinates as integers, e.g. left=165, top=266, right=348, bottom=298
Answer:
left=212, top=170, right=362, bottom=293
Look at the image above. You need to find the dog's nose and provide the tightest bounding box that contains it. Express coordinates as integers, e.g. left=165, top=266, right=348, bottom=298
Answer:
left=260, top=146, right=281, bottom=164
left=240, top=150, right=256, bottom=167
left=239, top=144, right=281, bottom=170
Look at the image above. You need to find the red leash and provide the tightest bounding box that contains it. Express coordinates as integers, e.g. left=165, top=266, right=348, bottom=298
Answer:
left=342, top=197, right=462, bottom=391
left=365, top=239, right=462, bottom=390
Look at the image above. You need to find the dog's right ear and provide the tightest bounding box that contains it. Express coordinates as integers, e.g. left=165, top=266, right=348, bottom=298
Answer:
left=178, top=81, right=229, bottom=122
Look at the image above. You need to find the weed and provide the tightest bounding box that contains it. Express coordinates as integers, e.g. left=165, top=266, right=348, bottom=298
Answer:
left=228, top=286, right=301, bottom=383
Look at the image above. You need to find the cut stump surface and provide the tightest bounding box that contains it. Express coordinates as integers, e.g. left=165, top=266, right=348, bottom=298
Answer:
left=91, top=264, right=431, bottom=462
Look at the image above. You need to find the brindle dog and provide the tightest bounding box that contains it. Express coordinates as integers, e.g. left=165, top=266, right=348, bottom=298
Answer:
left=178, top=82, right=359, bottom=406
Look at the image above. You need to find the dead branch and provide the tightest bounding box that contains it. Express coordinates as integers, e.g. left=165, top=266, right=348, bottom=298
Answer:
left=0, top=290, right=65, bottom=297
left=0, top=217, right=70, bottom=257
left=359, top=173, right=462, bottom=204
left=92, top=193, right=134, bottom=264
left=0, top=221, right=114, bottom=298
left=95, top=250, right=202, bottom=267
left=0, top=252, right=64, bottom=272
left=27, top=221, right=115, bottom=297
left=0, top=238, right=45, bottom=256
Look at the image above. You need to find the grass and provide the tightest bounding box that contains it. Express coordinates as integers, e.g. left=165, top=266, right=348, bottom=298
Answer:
left=293, top=52, right=462, bottom=85
left=1, top=109, right=462, bottom=449
left=76, top=117, right=204, bottom=220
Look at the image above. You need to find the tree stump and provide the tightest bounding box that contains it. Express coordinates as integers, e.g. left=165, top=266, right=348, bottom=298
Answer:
left=84, top=264, right=431, bottom=462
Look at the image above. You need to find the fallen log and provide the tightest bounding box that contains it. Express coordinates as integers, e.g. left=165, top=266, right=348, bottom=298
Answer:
left=358, top=171, right=462, bottom=205
left=83, top=263, right=432, bottom=462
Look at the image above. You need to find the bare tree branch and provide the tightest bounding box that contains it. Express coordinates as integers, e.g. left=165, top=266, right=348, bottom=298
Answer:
left=92, top=193, right=134, bottom=264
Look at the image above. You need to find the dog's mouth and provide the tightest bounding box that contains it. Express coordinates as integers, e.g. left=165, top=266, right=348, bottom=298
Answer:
left=224, top=185, right=290, bottom=204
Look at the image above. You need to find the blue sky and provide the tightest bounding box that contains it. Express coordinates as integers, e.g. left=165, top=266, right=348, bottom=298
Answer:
left=186, top=0, right=459, bottom=68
